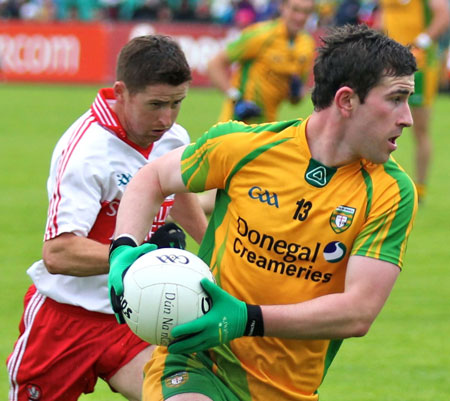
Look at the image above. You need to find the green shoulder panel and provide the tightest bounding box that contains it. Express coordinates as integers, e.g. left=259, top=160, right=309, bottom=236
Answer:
left=379, top=158, right=417, bottom=264
left=181, top=119, right=304, bottom=192
left=352, top=158, right=416, bottom=266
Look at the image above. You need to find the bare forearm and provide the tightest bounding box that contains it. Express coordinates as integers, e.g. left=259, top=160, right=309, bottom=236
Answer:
left=43, top=233, right=109, bottom=276
left=262, top=293, right=376, bottom=340
left=425, top=0, right=449, bottom=40
left=262, top=256, right=400, bottom=340
left=207, top=52, right=234, bottom=94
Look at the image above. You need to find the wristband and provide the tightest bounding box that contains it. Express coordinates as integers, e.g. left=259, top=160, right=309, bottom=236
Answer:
left=244, top=304, right=264, bottom=336
left=226, top=87, right=241, bottom=102
left=109, top=234, right=138, bottom=256
left=415, top=32, right=432, bottom=49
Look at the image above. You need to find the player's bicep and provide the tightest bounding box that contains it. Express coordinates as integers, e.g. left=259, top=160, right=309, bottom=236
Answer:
left=154, top=146, right=189, bottom=196
left=46, top=158, right=102, bottom=239
left=345, top=255, right=400, bottom=320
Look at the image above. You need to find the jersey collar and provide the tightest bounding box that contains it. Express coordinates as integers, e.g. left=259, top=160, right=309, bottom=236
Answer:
left=91, top=88, right=125, bottom=138
left=91, top=88, right=154, bottom=158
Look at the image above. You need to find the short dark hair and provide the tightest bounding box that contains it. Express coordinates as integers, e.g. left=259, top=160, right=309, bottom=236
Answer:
left=116, top=35, right=192, bottom=94
left=311, top=24, right=417, bottom=110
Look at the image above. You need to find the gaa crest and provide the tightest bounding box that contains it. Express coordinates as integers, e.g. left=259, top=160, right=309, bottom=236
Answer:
left=165, top=371, right=189, bottom=388
left=330, top=206, right=356, bottom=233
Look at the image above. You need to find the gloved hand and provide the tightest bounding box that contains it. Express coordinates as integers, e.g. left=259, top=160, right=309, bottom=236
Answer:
left=168, top=278, right=264, bottom=354
left=148, top=222, right=186, bottom=249
left=234, top=100, right=262, bottom=121
left=108, top=237, right=157, bottom=323
left=289, top=76, right=303, bottom=99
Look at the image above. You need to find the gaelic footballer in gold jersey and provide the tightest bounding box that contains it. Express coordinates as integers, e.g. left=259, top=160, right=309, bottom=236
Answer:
left=109, top=25, right=418, bottom=401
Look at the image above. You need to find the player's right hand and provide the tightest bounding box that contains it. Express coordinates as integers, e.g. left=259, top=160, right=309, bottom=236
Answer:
left=234, top=100, right=262, bottom=121
left=168, top=278, right=249, bottom=353
left=108, top=237, right=157, bottom=323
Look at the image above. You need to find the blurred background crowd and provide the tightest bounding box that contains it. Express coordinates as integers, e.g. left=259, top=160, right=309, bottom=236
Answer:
left=0, top=0, right=373, bottom=28
left=0, top=0, right=285, bottom=24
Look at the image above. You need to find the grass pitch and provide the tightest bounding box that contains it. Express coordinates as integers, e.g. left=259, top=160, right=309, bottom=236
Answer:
left=1, top=83, right=449, bottom=400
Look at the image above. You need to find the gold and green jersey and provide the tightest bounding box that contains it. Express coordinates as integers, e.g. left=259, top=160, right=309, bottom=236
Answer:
left=219, top=19, right=315, bottom=123
left=179, top=118, right=417, bottom=400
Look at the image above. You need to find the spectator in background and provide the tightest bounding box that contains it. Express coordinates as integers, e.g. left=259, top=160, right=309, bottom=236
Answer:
left=333, top=0, right=360, bottom=26
left=0, top=0, right=24, bottom=19
left=376, top=0, right=450, bottom=202
left=53, top=0, right=100, bottom=20
left=132, top=0, right=165, bottom=19
left=195, top=0, right=211, bottom=21
left=12, top=0, right=56, bottom=20
left=99, top=0, right=143, bottom=20
left=0, top=0, right=56, bottom=21
left=132, top=0, right=174, bottom=21
left=210, top=0, right=235, bottom=24
left=254, top=0, right=282, bottom=21
left=234, top=0, right=257, bottom=27
left=167, top=0, right=196, bottom=21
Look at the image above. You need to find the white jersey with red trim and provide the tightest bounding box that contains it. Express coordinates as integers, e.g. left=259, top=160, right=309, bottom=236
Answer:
left=27, top=88, right=190, bottom=314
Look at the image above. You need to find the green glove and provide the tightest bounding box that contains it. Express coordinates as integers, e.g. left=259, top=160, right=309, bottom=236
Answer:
left=108, top=237, right=157, bottom=323
left=168, top=278, right=264, bottom=354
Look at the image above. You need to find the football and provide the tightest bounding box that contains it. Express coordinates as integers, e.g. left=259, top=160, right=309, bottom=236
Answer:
left=121, top=248, right=214, bottom=346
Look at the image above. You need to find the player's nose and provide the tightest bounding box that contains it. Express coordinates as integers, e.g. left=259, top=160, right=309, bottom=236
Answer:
left=399, top=103, right=413, bottom=128
left=158, top=107, right=175, bottom=127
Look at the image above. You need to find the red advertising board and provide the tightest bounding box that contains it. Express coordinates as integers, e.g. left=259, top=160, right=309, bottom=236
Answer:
left=0, top=21, right=238, bottom=86
left=0, top=22, right=109, bottom=83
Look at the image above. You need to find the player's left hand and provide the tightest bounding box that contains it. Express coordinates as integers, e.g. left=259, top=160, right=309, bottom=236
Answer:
left=148, top=222, right=186, bottom=249
left=168, top=279, right=262, bottom=354
left=234, top=100, right=262, bottom=121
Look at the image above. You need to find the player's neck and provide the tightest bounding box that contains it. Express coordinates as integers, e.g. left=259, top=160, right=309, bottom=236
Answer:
left=306, top=111, right=360, bottom=167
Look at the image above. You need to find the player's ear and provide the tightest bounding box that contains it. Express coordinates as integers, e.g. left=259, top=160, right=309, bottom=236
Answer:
left=335, top=86, right=356, bottom=118
left=113, top=81, right=127, bottom=102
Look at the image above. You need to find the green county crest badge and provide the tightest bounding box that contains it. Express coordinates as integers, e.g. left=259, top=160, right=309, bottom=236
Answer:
left=330, top=206, right=356, bottom=233
left=165, top=372, right=189, bottom=388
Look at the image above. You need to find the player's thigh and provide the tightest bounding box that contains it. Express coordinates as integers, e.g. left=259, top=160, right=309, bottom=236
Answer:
left=8, top=288, right=108, bottom=400
left=108, top=345, right=155, bottom=400
left=143, top=351, right=239, bottom=401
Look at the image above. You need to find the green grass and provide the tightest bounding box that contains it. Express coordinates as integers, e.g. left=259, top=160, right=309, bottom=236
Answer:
left=1, top=83, right=449, bottom=400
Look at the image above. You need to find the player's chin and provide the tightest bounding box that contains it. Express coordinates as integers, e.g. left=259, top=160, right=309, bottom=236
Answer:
left=149, top=130, right=168, bottom=141
left=366, top=150, right=391, bottom=165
